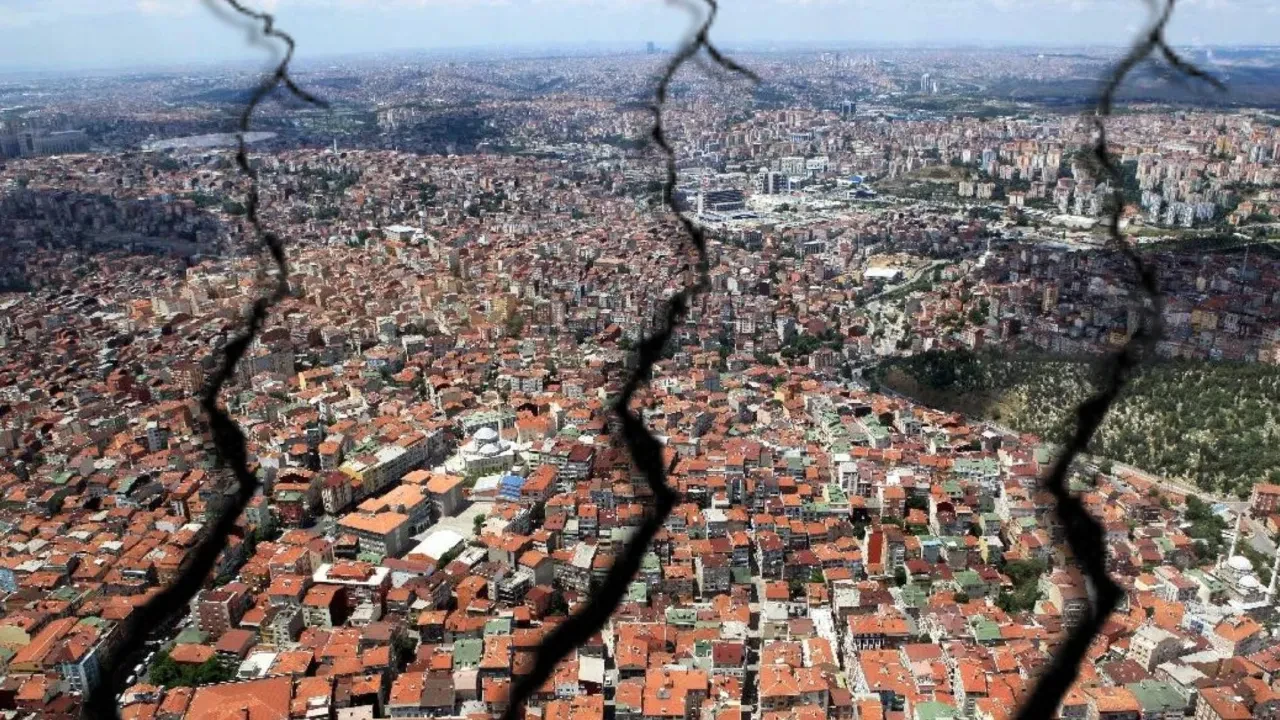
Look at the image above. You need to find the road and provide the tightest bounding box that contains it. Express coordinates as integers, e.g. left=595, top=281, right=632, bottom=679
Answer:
left=1247, top=519, right=1277, bottom=556
left=875, top=384, right=1252, bottom=512
left=864, top=259, right=950, bottom=307
left=857, top=259, right=952, bottom=343
left=1098, top=458, right=1248, bottom=511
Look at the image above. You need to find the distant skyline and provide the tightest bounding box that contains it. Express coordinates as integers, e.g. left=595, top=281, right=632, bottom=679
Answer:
left=2, top=0, right=1278, bottom=74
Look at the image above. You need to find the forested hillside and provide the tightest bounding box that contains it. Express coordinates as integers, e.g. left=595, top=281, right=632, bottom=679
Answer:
left=878, top=350, right=1280, bottom=498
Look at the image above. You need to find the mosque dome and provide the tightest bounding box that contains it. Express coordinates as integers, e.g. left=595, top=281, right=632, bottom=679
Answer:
left=1227, top=555, right=1252, bottom=573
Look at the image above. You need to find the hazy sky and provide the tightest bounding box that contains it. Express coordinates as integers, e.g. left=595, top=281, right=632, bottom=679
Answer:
left=1, top=0, right=1277, bottom=73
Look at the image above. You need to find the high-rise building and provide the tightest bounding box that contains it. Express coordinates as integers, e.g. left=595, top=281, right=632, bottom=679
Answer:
left=646, top=41, right=657, bottom=55
left=920, top=73, right=931, bottom=93
left=0, top=128, right=89, bottom=158
left=755, top=169, right=787, bottom=195
left=0, top=113, right=89, bottom=158
left=779, top=156, right=807, bottom=176
left=198, top=587, right=247, bottom=639
left=840, top=100, right=857, bottom=118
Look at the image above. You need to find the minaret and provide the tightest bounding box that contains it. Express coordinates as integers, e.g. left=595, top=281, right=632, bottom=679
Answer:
left=1267, top=549, right=1280, bottom=605
left=1221, top=510, right=1244, bottom=570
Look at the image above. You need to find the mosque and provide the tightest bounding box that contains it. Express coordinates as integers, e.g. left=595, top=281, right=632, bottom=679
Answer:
left=458, top=425, right=517, bottom=476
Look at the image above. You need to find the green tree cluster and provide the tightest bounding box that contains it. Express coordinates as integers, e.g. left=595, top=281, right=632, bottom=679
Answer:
left=1184, top=496, right=1228, bottom=561
left=996, top=558, right=1046, bottom=613
left=879, top=351, right=1280, bottom=498
left=148, top=652, right=234, bottom=689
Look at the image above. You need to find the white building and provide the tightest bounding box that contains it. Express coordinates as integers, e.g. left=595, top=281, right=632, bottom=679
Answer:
left=459, top=426, right=516, bottom=476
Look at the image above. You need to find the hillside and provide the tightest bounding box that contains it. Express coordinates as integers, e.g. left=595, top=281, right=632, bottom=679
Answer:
left=877, top=350, right=1280, bottom=499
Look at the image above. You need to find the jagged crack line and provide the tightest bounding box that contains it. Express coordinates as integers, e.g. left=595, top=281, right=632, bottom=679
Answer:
left=1013, top=2, right=1223, bottom=718
left=82, top=4, right=325, bottom=719
left=499, top=2, right=755, bottom=718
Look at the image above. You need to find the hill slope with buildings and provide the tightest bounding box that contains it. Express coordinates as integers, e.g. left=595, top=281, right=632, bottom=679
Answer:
left=878, top=349, right=1280, bottom=498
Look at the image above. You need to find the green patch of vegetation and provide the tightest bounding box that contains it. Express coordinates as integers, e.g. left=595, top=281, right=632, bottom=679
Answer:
left=1184, top=496, right=1229, bottom=562
left=504, top=313, right=524, bottom=339
left=148, top=651, right=235, bottom=689
left=148, top=156, right=181, bottom=173
left=187, top=192, right=221, bottom=209
left=878, top=349, right=1280, bottom=498
left=437, top=545, right=464, bottom=567
left=779, top=329, right=844, bottom=361
left=1239, top=538, right=1274, bottom=586
left=996, top=558, right=1046, bottom=613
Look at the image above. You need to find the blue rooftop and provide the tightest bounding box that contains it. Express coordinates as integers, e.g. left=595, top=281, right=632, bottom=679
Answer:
left=498, top=474, right=525, bottom=500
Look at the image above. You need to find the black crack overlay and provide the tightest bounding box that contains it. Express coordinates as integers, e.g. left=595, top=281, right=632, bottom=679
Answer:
left=1013, top=2, right=1223, bottom=718
left=498, top=2, right=756, bottom=718
left=82, top=4, right=326, bottom=718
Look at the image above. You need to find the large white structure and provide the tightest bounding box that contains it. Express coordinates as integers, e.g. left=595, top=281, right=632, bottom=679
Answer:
left=410, top=529, right=466, bottom=563
left=1217, top=555, right=1265, bottom=605
left=459, top=426, right=516, bottom=475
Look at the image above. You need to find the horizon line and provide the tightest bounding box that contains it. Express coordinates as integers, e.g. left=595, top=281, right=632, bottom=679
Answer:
left=0, top=40, right=1273, bottom=79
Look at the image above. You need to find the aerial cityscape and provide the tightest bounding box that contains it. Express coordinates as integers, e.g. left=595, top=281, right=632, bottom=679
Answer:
left=5, top=2, right=1280, bottom=720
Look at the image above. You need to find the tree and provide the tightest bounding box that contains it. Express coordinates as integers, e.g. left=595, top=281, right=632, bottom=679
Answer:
left=148, top=651, right=234, bottom=689
left=505, top=313, right=525, bottom=339
left=893, top=567, right=908, bottom=587
left=809, top=568, right=825, bottom=585
left=149, top=652, right=180, bottom=687
left=393, top=632, right=419, bottom=670
left=1241, top=542, right=1274, bottom=587
left=546, top=591, right=570, bottom=616
left=954, top=591, right=970, bottom=604
left=997, top=558, right=1045, bottom=613
left=1004, top=558, right=1048, bottom=585
left=437, top=545, right=463, bottom=568
left=473, top=514, right=487, bottom=532
left=190, top=658, right=234, bottom=687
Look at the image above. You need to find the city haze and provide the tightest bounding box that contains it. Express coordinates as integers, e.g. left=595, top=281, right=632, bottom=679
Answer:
left=1, top=0, right=1279, bottom=73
